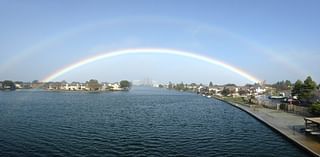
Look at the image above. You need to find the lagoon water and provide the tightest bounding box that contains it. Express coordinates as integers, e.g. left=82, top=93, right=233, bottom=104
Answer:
left=0, top=87, right=310, bottom=156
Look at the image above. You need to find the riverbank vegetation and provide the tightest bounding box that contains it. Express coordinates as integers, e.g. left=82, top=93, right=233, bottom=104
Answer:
left=0, top=80, right=16, bottom=90
left=292, top=76, right=318, bottom=105
left=310, top=102, right=320, bottom=116
left=161, top=76, right=319, bottom=116
left=0, top=79, right=132, bottom=92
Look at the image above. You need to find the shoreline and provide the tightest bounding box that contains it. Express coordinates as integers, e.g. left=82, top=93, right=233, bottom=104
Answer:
left=213, top=97, right=320, bottom=157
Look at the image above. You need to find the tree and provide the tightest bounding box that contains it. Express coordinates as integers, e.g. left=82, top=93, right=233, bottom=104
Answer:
left=175, top=82, right=185, bottom=91
left=221, top=88, right=231, bottom=97
left=209, top=82, right=213, bottom=87
left=310, top=102, right=320, bottom=116
left=168, top=82, right=173, bottom=89
left=2, top=80, right=16, bottom=90
left=292, top=80, right=303, bottom=97
left=292, top=76, right=318, bottom=105
left=86, top=79, right=101, bottom=91
left=285, top=80, right=292, bottom=87
left=273, top=80, right=292, bottom=91
left=300, top=76, right=317, bottom=102
left=32, top=80, right=39, bottom=84
left=225, top=83, right=236, bottom=87
left=120, top=80, right=131, bottom=89
left=238, top=89, right=249, bottom=96
left=190, top=83, right=197, bottom=87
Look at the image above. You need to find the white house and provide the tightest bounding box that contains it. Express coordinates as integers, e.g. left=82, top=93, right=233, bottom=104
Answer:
left=65, top=83, right=82, bottom=91
left=255, top=87, right=266, bottom=95
left=208, top=87, right=223, bottom=95
left=197, top=86, right=204, bottom=93
left=15, top=83, right=23, bottom=89
left=108, top=83, right=122, bottom=91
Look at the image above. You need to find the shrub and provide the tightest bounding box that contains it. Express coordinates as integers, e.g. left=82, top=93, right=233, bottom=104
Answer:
left=310, top=102, right=320, bottom=116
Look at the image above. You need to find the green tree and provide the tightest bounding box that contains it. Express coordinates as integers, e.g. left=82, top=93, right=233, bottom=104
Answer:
left=86, top=79, right=101, bottom=91
left=238, top=89, right=249, bottom=96
left=175, top=82, right=185, bottom=91
left=120, top=80, right=131, bottom=89
left=221, top=88, right=231, bottom=96
left=225, top=83, right=236, bottom=87
left=273, top=80, right=292, bottom=91
left=310, top=102, right=320, bottom=116
left=32, top=80, right=39, bottom=84
left=285, top=80, right=291, bottom=85
left=168, top=82, right=173, bottom=89
left=292, top=76, right=317, bottom=104
left=300, top=76, right=317, bottom=102
left=292, top=80, right=303, bottom=97
left=2, top=80, right=16, bottom=90
left=209, top=82, right=213, bottom=87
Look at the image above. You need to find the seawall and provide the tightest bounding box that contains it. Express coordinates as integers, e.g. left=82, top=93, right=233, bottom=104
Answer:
left=214, top=97, right=320, bottom=157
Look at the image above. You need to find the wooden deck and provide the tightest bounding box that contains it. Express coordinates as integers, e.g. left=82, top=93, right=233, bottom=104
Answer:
left=305, top=117, right=320, bottom=136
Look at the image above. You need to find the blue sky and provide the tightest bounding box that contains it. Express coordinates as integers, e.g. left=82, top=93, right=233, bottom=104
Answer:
left=0, top=0, right=319, bottom=85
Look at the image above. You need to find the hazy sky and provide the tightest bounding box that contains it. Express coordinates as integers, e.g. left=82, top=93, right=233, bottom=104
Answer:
left=0, top=0, right=319, bottom=85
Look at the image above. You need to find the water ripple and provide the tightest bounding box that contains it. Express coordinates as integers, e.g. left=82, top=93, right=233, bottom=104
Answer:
left=0, top=87, right=311, bottom=157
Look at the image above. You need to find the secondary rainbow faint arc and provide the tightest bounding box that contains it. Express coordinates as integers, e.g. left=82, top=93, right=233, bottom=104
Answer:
left=41, top=48, right=261, bottom=83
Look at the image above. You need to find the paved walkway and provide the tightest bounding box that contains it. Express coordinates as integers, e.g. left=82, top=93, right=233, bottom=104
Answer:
left=225, top=101, right=320, bottom=157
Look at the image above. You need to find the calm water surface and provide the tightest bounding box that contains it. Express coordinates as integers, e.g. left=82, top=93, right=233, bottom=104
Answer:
left=0, top=87, right=310, bottom=156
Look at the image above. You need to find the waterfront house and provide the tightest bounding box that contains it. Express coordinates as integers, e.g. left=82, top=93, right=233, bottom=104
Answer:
left=101, top=83, right=110, bottom=91
left=65, top=82, right=82, bottom=91
left=31, top=81, right=44, bottom=89
left=48, top=82, right=63, bottom=90
left=152, top=84, right=160, bottom=88
left=79, top=83, right=86, bottom=90
left=14, top=82, right=23, bottom=89
left=184, top=84, right=198, bottom=91
left=197, top=86, right=207, bottom=94
left=208, top=86, right=223, bottom=96
left=108, top=83, right=122, bottom=91
left=22, top=82, right=32, bottom=89
left=85, top=79, right=102, bottom=91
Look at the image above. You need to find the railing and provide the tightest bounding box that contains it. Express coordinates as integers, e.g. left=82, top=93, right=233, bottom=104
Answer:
left=282, top=104, right=311, bottom=116
left=257, top=99, right=311, bottom=116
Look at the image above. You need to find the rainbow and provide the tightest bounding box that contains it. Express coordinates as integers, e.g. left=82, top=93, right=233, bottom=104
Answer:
left=41, top=48, right=261, bottom=83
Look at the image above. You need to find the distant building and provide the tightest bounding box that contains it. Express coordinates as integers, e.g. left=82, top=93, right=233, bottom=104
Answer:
left=65, top=83, right=82, bottom=91
left=31, top=82, right=44, bottom=89
left=108, top=83, right=122, bottom=91
left=208, top=86, right=223, bottom=96
left=48, top=82, right=63, bottom=90
left=22, top=82, right=32, bottom=89
left=197, top=86, right=206, bottom=94
left=1, top=80, right=16, bottom=90
left=14, top=82, right=23, bottom=89
left=255, top=87, right=266, bottom=95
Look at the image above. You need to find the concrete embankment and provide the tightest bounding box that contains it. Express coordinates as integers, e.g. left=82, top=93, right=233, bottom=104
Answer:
left=214, top=97, right=320, bottom=157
